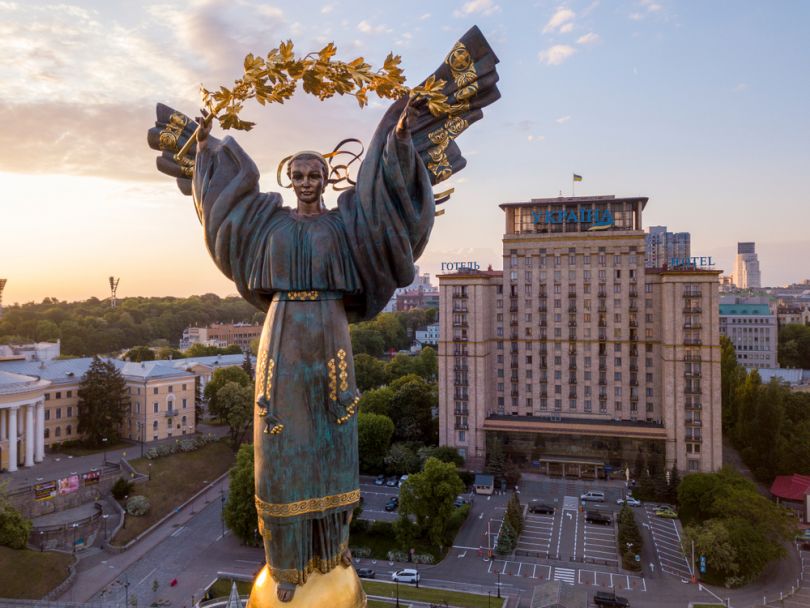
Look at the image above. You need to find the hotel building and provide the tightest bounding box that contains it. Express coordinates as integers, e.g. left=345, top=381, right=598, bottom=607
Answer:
left=438, top=195, right=722, bottom=476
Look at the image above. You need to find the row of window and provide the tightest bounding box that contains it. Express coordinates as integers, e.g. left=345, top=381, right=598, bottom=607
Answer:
left=508, top=252, right=639, bottom=268
left=44, top=390, right=72, bottom=401
left=129, top=383, right=190, bottom=396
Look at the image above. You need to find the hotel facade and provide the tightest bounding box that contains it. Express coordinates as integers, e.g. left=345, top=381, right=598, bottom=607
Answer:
left=438, top=195, right=722, bottom=476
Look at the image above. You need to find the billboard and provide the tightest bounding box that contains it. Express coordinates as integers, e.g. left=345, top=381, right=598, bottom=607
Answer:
left=82, top=470, right=101, bottom=486
left=33, top=480, right=57, bottom=501
left=58, top=474, right=80, bottom=495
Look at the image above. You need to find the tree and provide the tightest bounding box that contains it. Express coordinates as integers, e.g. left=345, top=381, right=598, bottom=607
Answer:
left=77, top=356, right=129, bottom=446
left=778, top=324, right=810, bottom=369
left=388, top=376, right=437, bottom=443
left=0, top=482, right=31, bottom=549
left=486, top=438, right=508, bottom=482
left=350, top=326, right=385, bottom=357
left=353, top=354, right=386, bottom=391
left=505, top=492, right=523, bottom=535
left=156, top=346, right=183, bottom=360
left=385, top=354, right=419, bottom=384
left=496, top=520, right=516, bottom=555
left=398, top=457, right=464, bottom=550
left=357, top=412, right=395, bottom=473
left=215, top=382, right=253, bottom=450
left=720, top=336, right=745, bottom=432
left=124, top=345, right=155, bottom=362
left=224, top=444, right=259, bottom=545
left=357, top=386, right=394, bottom=417
left=241, top=350, right=254, bottom=381
left=384, top=443, right=421, bottom=476
left=733, top=370, right=761, bottom=448
left=418, top=445, right=464, bottom=467
left=416, top=347, right=438, bottom=381
left=204, top=366, right=252, bottom=420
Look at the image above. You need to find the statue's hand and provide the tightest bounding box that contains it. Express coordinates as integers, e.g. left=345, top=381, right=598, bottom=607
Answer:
left=196, top=109, right=213, bottom=145
left=395, top=96, right=425, bottom=140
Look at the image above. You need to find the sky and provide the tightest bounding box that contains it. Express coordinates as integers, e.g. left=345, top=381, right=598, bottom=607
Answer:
left=1, top=0, right=809, bottom=305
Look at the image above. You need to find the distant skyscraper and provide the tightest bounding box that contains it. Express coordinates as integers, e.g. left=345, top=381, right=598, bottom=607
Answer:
left=645, top=226, right=691, bottom=268
left=734, top=242, right=761, bottom=288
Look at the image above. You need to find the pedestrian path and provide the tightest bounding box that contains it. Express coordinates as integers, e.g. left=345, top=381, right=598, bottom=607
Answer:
left=553, top=567, right=576, bottom=583
left=562, top=495, right=579, bottom=510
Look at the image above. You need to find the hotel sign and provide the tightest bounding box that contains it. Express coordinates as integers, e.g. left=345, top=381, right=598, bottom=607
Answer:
left=531, top=208, right=614, bottom=230
left=670, top=257, right=714, bottom=269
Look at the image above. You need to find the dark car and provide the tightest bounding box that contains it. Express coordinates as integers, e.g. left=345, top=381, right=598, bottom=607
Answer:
left=594, top=591, right=629, bottom=607
left=585, top=510, right=612, bottom=525
left=356, top=568, right=375, bottom=579
left=385, top=476, right=399, bottom=487
left=373, top=475, right=385, bottom=486
left=384, top=496, right=399, bottom=512
left=528, top=501, right=555, bottom=515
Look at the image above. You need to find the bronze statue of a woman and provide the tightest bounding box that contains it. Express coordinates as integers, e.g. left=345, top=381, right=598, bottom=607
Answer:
left=148, top=25, right=500, bottom=608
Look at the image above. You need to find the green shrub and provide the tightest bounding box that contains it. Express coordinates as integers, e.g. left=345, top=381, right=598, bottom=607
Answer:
left=126, top=495, right=151, bottom=516
left=112, top=477, right=133, bottom=500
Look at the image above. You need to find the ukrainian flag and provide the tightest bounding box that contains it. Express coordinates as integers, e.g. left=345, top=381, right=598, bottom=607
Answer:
left=573, top=174, right=583, bottom=182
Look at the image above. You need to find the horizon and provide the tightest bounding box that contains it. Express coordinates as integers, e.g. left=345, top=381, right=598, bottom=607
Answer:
left=2, top=1, right=808, bottom=303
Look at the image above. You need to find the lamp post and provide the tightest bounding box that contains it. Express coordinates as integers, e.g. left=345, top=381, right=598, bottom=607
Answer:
left=39, top=530, right=44, bottom=552
left=72, top=522, right=79, bottom=553
left=220, top=487, right=226, bottom=537
left=496, top=570, right=501, bottom=599
left=102, top=514, right=110, bottom=540
left=395, top=578, right=400, bottom=607
left=148, top=462, right=152, bottom=481
left=101, top=437, right=108, bottom=465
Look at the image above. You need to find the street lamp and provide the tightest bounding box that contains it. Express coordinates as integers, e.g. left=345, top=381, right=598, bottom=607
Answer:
left=496, top=570, right=501, bottom=599
left=39, top=531, right=44, bottom=552
left=395, top=578, right=400, bottom=607
left=101, top=437, right=108, bottom=465
left=220, top=487, right=226, bottom=537
left=72, top=522, right=79, bottom=553
left=148, top=462, right=152, bottom=481
left=102, top=514, right=110, bottom=540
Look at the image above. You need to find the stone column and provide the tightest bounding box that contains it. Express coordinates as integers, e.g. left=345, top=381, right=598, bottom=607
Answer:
left=25, top=404, right=34, bottom=467
left=35, top=401, right=45, bottom=462
left=0, top=408, right=6, bottom=442
left=7, top=407, right=18, bottom=472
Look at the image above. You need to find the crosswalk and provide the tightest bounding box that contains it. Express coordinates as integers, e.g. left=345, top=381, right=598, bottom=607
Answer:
left=553, top=567, right=576, bottom=583
left=562, top=495, right=579, bottom=510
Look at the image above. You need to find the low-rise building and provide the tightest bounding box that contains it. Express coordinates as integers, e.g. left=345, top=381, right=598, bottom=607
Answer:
left=719, top=297, right=777, bottom=369
left=415, top=323, right=440, bottom=347
left=180, top=323, right=261, bottom=351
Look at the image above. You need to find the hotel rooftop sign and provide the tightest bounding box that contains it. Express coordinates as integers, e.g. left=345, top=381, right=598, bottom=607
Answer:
left=531, top=208, right=615, bottom=231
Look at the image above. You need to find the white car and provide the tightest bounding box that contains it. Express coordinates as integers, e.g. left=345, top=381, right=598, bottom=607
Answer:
left=580, top=491, right=605, bottom=502
left=391, top=569, right=420, bottom=584
left=398, top=474, right=409, bottom=487
left=616, top=496, right=642, bottom=507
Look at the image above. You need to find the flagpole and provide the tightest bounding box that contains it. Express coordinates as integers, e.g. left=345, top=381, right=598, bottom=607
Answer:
left=572, top=174, right=575, bottom=197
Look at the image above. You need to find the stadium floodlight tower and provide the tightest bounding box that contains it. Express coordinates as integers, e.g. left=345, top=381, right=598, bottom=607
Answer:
left=0, top=279, right=6, bottom=317
left=109, top=276, right=120, bottom=309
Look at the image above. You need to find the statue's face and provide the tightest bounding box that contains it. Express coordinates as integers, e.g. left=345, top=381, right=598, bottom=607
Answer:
left=290, top=159, right=326, bottom=205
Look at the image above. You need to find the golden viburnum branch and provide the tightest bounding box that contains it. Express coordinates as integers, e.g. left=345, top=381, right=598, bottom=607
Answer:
left=199, top=40, right=452, bottom=132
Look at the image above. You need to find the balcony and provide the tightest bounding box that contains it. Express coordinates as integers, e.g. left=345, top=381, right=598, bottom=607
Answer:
left=684, top=370, right=702, bottom=378
left=454, top=380, right=468, bottom=387
left=165, top=409, right=180, bottom=417
left=568, top=292, right=577, bottom=298
left=629, top=320, right=638, bottom=328
left=683, top=291, right=702, bottom=298
left=453, top=351, right=468, bottom=357
left=538, top=293, right=547, bottom=299
left=598, top=291, right=608, bottom=298
left=684, top=306, right=702, bottom=314
left=684, top=354, right=702, bottom=362
left=598, top=305, right=607, bottom=312
left=510, top=362, right=519, bottom=369
left=510, top=333, right=519, bottom=340
left=568, top=321, right=577, bottom=327
left=629, top=332, right=639, bottom=342
left=509, top=306, right=519, bottom=312
left=453, top=321, right=468, bottom=328
left=452, top=293, right=468, bottom=299
left=684, top=322, right=702, bottom=330
left=452, top=307, right=468, bottom=313
left=569, top=363, right=577, bottom=370
left=629, top=290, right=639, bottom=298
left=686, top=402, right=703, bottom=410
left=685, top=435, right=703, bottom=443
left=686, top=419, right=703, bottom=427
left=454, top=422, right=470, bottom=430
left=684, top=387, right=702, bottom=395
left=568, top=305, right=577, bottom=313
left=629, top=348, right=639, bottom=357
left=629, top=303, right=638, bottom=312
left=539, top=319, right=548, bottom=327
left=510, top=320, right=518, bottom=326
left=453, top=365, right=468, bottom=372
left=630, top=364, right=638, bottom=372
left=684, top=338, right=703, bottom=346
left=511, top=390, right=519, bottom=397
left=453, top=408, right=469, bottom=416
left=454, top=336, right=469, bottom=342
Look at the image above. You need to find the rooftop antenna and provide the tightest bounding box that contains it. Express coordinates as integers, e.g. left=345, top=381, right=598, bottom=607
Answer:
left=109, top=276, right=120, bottom=309
left=0, top=279, right=6, bottom=318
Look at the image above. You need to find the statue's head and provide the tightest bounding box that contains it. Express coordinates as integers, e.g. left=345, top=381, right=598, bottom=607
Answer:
left=287, top=151, right=329, bottom=205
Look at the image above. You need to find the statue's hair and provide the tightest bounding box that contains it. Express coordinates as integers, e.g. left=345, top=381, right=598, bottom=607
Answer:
left=276, top=139, right=364, bottom=191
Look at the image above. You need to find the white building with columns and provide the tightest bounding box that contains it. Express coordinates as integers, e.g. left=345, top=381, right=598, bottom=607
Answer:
left=0, top=370, right=49, bottom=471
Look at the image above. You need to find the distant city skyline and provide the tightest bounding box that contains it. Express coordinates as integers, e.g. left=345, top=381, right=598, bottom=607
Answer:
left=2, top=1, right=808, bottom=304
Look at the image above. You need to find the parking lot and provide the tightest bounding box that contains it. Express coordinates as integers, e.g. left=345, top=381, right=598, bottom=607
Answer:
left=358, top=480, right=400, bottom=522
left=516, top=511, right=556, bottom=558
left=643, top=505, right=692, bottom=579
left=486, top=558, right=646, bottom=591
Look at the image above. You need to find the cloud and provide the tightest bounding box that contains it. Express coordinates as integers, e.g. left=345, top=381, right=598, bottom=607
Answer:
left=556, top=115, right=571, bottom=124
left=538, top=45, right=576, bottom=66
left=527, top=134, right=545, bottom=142
left=454, top=0, right=501, bottom=18
left=628, top=12, right=643, bottom=20
left=543, top=7, right=575, bottom=33
left=560, top=22, right=574, bottom=33
left=419, top=12, right=432, bottom=20
left=640, top=0, right=663, bottom=11
left=357, top=19, right=391, bottom=34
left=320, top=3, right=334, bottom=14
left=733, top=83, right=749, bottom=93
left=577, top=32, right=600, bottom=45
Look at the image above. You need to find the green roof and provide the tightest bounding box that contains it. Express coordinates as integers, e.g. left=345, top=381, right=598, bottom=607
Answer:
left=719, top=304, right=771, bottom=316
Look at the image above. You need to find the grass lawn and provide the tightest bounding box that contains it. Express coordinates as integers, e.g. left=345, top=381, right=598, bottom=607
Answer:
left=367, top=601, right=394, bottom=608
left=362, top=580, right=495, bottom=608
left=51, top=439, right=130, bottom=457
left=0, top=547, right=74, bottom=599
left=207, top=578, right=253, bottom=598
left=111, top=440, right=236, bottom=545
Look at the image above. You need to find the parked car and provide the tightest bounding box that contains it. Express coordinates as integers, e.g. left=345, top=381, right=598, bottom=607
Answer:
left=385, top=476, right=399, bottom=487
left=594, top=590, right=630, bottom=607
left=795, top=529, right=810, bottom=542
left=528, top=500, right=555, bottom=514
left=391, top=569, right=420, bottom=584
left=373, top=475, right=385, bottom=486
left=453, top=495, right=469, bottom=508
left=654, top=507, right=678, bottom=519
left=384, top=496, right=399, bottom=512
left=398, top=474, right=409, bottom=487
left=580, top=491, right=606, bottom=502
left=585, top=510, right=612, bottom=525
left=616, top=496, right=642, bottom=507
left=356, top=568, right=375, bottom=579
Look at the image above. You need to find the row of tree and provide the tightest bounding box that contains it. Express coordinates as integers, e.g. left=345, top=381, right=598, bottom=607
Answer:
left=350, top=309, right=437, bottom=357
left=617, top=506, right=643, bottom=571
left=679, top=468, right=794, bottom=586
left=124, top=343, right=244, bottom=362
left=495, top=493, right=524, bottom=554
left=778, top=323, right=810, bottom=369
left=0, top=294, right=261, bottom=356
left=722, top=336, right=810, bottom=482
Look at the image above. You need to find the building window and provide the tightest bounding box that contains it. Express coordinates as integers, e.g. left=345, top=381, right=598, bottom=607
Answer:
left=45, top=410, right=50, bottom=421
left=55, top=427, right=61, bottom=437
left=56, top=408, right=62, bottom=419
left=154, top=387, right=159, bottom=395
left=688, top=459, right=700, bottom=472
left=45, top=393, right=50, bottom=401
left=458, top=430, right=466, bottom=442
left=182, top=398, right=187, bottom=409
left=66, top=424, right=72, bottom=435
left=44, top=428, right=50, bottom=439
left=66, top=390, right=72, bottom=398
left=153, top=420, right=159, bottom=429
left=154, top=403, right=159, bottom=413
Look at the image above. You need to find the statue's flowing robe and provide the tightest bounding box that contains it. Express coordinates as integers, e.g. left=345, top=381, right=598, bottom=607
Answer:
left=191, top=99, right=434, bottom=585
